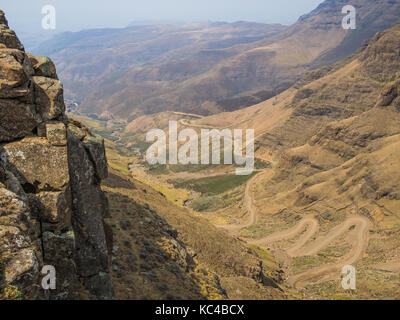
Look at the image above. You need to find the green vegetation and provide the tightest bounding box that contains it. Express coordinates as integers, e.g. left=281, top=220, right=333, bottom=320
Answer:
left=169, top=163, right=220, bottom=173
left=254, top=158, right=271, bottom=169
left=191, top=197, right=224, bottom=212
left=191, top=188, right=243, bottom=212
left=170, top=172, right=258, bottom=195
left=305, top=281, right=355, bottom=300
left=249, top=245, right=280, bottom=271
left=292, top=255, right=333, bottom=271
left=373, top=73, right=399, bottom=83
left=0, top=285, right=23, bottom=300
left=239, top=221, right=275, bottom=239
left=318, top=244, right=352, bottom=258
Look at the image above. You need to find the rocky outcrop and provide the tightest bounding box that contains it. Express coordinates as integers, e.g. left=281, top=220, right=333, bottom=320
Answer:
left=0, top=11, right=23, bottom=51
left=0, top=11, right=113, bottom=300
left=375, top=80, right=400, bottom=109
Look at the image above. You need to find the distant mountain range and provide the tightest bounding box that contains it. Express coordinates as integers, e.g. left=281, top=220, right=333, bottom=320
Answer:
left=145, top=20, right=400, bottom=296
left=33, top=0, right=400, bottom=121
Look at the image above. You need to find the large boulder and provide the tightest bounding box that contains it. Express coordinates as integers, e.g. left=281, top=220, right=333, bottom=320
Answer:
left=0, top=48, right=40, bottom=142
left=376, top=80, right=400, bottom=107
left=67, top=132, right=113, bottom=299
left=41, top=230, right=77, bottom=300
left=0, top=186, right=41, bottom=299
left=33, top=76, right=65, bottom=121
left=0, top=49, right=30, bottom=97
left=46, top=122, right=67, bottom=146
left=1, top=137, right=69, bottom=192
left=83, top=135, right=108, bottom=180
left=28, top=190, right=72, bottom=232
left=0, top=100, right=39, bottom=142
left=27, top=54, right=58, bottom=79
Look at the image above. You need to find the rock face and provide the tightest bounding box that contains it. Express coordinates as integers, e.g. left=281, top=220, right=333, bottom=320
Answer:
left=0, top=11, right=113, bottom=300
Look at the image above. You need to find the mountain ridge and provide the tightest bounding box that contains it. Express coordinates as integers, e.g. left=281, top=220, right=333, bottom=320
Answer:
left=34, top=0, right=400, bottom=121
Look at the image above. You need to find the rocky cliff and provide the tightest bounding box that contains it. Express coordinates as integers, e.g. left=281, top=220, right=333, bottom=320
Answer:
left=0, top=10, right=113, bottom=300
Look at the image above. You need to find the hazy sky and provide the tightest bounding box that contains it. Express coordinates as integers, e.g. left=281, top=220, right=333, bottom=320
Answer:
left=2, top=0, right=323, bottom=34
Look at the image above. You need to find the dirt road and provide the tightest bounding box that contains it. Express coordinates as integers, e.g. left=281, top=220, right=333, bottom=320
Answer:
left=224, top=169, right=372, bottom=288
left=221, top=171, right=263, bottom=232
left=288, top=215, right=371, bottom=288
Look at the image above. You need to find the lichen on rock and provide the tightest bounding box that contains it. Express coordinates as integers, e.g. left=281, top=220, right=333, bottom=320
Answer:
left=0, top=11, right=113, bottom=300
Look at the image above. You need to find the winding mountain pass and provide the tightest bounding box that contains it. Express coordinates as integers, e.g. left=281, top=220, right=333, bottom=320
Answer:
left=288, top=216, right=371, bottom=288
left=248, top=217, right=320, bottom=255
left=177, top=111, right=373, bottom=288
left=219, top=171, right=263, bottom=232
left=224, top=169, right=372, bottom=288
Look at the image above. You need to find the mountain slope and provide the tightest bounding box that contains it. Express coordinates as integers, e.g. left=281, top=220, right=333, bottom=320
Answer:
left=87, top=21, right=400, bottom=299
left=312, top=0, right=400, bottom=67
left=190, top=22, right=400, bottom=298
left=103, top=167, right=288, bottom=299
left=33, top=22, right=284, bottom=112
left=36, top=0, right=400, bottom=120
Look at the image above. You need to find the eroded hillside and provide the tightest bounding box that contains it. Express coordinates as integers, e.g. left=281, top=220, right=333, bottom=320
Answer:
left=191, top=22, right=400, bottom=299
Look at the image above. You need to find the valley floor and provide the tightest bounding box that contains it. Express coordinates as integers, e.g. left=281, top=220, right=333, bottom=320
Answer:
left=71, top=106, right=400, bottom=300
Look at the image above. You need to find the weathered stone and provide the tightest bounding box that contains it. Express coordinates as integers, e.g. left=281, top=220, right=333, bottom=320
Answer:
left=100, top=189, right=111, bottom=218
left=0, top=11, right=24, bottom=51
left=0, top=11, right=113, bottom=300
left=0, top=186, right=41, bottom=298
left=84, top=272, right=114, bottom=300
left=42, top=231, right=77, bottom=300
left=67, top=132, right=113, bottom=298
left=376, top=80, right=400, bottom=107
left=3, top=169, right=26, bottom=198
left=67, top=123, right=87, bottom=140
left=0, top=50, right=29, bottom=96
left=33, top=76, right=65, bottom=121
left=103, top=222, right=114, bottom=257
left=0, top=10, right=6, bottom=25
left=4, top=248, right=39, bottom=286
left=83, top=135, right=108, bottom=180
left=29, top=190, right=72, bottom=232
left=37, top=123, right=47, bottom=137
left=46, top=122, right=67, bottom=146
left=0, top=182, right=40, bottom=241
left=0, top=99, right=39, bottom=142
left=0, top=48, right=35, bottom=101
left=0, top=224, right=31, bottom=253
left=0, top=48, right=41, bottom=143
left=1, top=137, right=69, bottom=192
left=0, top=161, right=5, bottom=181
left=27, top=54, right=58, bottom=79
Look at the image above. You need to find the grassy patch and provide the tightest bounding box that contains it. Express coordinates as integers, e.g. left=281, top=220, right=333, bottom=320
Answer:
left=249, top=245, right=280, bottom=271
left=292, top=255, right=333, bottom=272
left=239, top=221, right=276, bottom=239
left=254, top=158, right=271, bottom=169
left=0, top=285, right=23, bottom=300
left=318, top=244, right=352, bottom=259
left=170, top=172, right=258, bottom=196
left=191, top=188, right=244, bottom=212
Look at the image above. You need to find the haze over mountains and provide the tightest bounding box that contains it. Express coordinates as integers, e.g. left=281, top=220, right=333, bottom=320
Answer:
left=122, top=16, right=400, bottom=297
left=2, top=0, right=400, bottom=301
left=33, top=0, right=400, bottom=121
